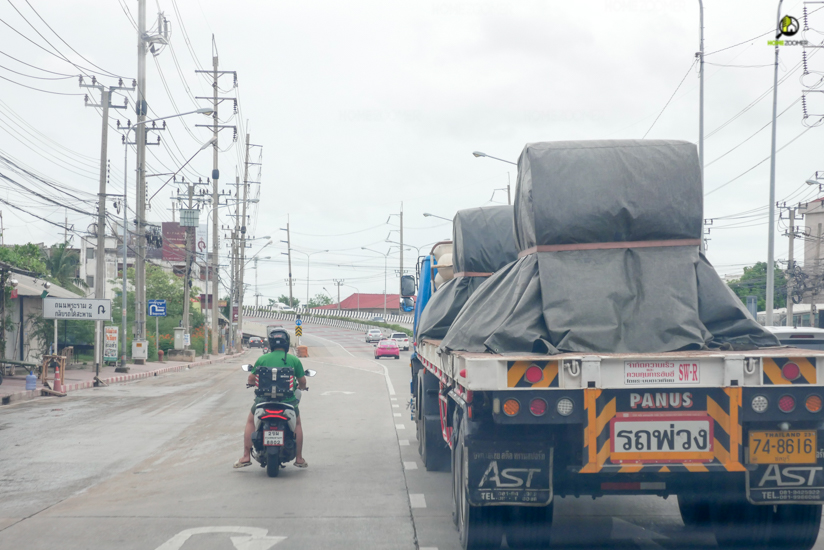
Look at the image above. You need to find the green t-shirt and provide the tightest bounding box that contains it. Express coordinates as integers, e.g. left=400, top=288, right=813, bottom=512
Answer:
left=251, top=350, right=305, bottom=405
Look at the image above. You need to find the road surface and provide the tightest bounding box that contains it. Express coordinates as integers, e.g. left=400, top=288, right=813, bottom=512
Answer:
left=0, top=325, right=819, bottom=549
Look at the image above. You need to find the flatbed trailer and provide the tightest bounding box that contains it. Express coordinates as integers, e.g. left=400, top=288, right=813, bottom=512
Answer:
left=411, top=338, right=824, bottom=549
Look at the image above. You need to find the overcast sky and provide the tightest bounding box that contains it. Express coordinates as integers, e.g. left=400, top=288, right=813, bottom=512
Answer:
left=0, top=0, right=822, bottom=303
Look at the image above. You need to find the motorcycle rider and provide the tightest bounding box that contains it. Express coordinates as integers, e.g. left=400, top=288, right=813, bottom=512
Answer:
left=234, top=327, right=308, bottom=469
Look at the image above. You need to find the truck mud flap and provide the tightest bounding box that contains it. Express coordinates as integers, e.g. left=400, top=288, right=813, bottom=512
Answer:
left=747, top=429, right=824, bottom=504
left=581, top=387, right=745, bottom=473
left=466, top=440, right=552, bottom=506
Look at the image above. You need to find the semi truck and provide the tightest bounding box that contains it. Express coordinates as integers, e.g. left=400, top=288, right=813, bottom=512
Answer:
left=408, top=140, right=824, bottom=549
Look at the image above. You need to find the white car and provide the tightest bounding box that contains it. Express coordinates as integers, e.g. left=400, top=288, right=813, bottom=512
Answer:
left=765, top=326, right=824, bottom=350
left=390, top=332, right=410, bottom=351
left=365, top=328, right=383, bottom=343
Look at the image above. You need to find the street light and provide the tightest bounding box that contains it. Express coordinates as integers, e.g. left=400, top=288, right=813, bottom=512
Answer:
left=387, top=240, right=421, bottom=259
left=342, top=283, right=360, bottom=312
left=423, top=212, right=452, bottom=223
left=362, top=247, right=390, bottom=317
left=291, top=249, right=329, bottom=306
left=472, top=151, right=517, bottom=165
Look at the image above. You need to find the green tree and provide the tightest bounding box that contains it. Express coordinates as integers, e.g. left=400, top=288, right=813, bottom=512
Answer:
left=307, top=293, right=332, bottom=307
left=276, top=294, right=299, bottom=308
left=0, top=243, right=47, bottom=273
left=42, top=242, right=87, bottom=293
left=727, top=261, right=787, bottom=311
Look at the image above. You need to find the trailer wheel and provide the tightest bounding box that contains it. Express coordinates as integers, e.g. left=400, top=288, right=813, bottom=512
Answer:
left=677, top=494, right=711, bottom=527
left=711, top=497, right=770, bottom=548
left=456, top=417, right=503, bottom=549
left=503, top=505, right=553, bottom=548
left=768, top=504, right=822, bottom=550
left=417, top=368, right=450, bottom=471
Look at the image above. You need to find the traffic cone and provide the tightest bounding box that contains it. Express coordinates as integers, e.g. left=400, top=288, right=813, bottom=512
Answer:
left=53, top=362, right=63, bottom=393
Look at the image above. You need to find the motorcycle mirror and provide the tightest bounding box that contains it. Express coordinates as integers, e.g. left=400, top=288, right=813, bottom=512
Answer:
left=241, top=364, right=253, bottom=372
left=304, top=369, right=317, bottom=377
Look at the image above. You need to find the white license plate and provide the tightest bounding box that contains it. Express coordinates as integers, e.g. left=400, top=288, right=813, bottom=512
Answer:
left=264, top=430, right=284, bottom=446
left=609, top=413, right=714, bottom=462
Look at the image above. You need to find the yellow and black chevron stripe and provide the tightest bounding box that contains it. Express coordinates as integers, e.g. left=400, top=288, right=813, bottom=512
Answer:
left=763, top=357, right=817, bottom=385
left=581, top=387, right=744, bottom=474
left=506, top=360, right=559, bottom=388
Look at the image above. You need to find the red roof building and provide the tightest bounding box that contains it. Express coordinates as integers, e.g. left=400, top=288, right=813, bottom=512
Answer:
left=314, top=293, right=411, bottom=314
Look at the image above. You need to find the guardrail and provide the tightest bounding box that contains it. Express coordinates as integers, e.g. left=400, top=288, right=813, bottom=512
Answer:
left=243, top=306, right=412, bottom=326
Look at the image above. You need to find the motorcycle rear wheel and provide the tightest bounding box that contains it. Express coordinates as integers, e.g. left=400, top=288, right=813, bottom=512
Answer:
left=266, top=449, right=281, bottom=477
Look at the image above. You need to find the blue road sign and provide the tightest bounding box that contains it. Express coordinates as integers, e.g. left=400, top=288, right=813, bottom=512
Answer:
left=295, top=319, right=302, bottom=326
left=148, top=299, right=167, bottom=317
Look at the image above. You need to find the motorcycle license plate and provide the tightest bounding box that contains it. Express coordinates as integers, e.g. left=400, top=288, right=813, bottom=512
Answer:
left=264, top=430, right=284, bottom=446
left=748, top=431, right=816, bottom=464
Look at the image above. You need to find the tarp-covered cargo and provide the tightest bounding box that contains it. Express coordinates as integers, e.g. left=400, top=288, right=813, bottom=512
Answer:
left=440, top=140, right=779, bottom=355
left=417, top=206, right=517, bottom=341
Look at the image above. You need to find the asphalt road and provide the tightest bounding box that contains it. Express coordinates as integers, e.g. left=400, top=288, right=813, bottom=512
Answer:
left=1, top=325, right=823, bottom=550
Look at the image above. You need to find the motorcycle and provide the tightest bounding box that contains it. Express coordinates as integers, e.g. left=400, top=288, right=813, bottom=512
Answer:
left=242, top=363, right=316, bottom=477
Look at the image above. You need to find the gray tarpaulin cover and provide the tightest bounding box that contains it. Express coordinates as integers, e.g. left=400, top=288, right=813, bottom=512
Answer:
left=417, top=206, right=517, bottom=341
left=440, top=140, right=779, bottom=354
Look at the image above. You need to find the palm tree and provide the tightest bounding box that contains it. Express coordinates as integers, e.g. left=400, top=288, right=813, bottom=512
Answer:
left=42, top=243, right=87, bottom=293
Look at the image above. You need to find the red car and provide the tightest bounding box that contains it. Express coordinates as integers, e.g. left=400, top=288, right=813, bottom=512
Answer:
left=374, top=339, right=400, bottom=360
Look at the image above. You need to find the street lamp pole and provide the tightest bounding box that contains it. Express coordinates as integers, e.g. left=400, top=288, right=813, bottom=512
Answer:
left=766, top=0, right=785, bottom=327
left=291, top=249, right=329, bottom=306
left=362, top=247, right=389, bottom=318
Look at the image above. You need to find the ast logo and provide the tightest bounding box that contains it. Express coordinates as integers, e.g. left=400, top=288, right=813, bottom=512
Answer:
left=478, top=461, right=542, bottom=489
left=758, top=465, right=823, bottom=487
left=629, top=392, right=693, bottom=409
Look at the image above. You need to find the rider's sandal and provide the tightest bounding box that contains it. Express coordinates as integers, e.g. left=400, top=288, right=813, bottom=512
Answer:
left=233, top=460, right=252, bottom=468
left=294, top=460, right=309, bottom=468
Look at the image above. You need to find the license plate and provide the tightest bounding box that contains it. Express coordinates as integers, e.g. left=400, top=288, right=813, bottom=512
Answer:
left=748, top=431, right=816, bottom=464
left=264, top=430, right=284, bottom=446
left=610, top=413, right=714, bottom=463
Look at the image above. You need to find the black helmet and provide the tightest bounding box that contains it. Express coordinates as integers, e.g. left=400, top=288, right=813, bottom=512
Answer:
left=267, top=326, right=290, bottom=352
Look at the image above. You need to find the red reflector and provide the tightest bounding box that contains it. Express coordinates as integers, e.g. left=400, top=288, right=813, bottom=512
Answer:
left=782, top=362, right=801, bottom=381
left=529, top=398, right=547, bottom=416
left=459, top=369, right=467, bottom=378
left=778, top=395, right=796, bottom=413
left=524, top=365, right=544, bottom=384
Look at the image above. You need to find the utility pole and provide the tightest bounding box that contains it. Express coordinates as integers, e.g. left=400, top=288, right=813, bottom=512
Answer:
left=333, top=279, right=344, bottom=311
left=281, top=216, right=293, bottom=307
left=399, top=203, right=403, bottom=314
left=787, top=207, right=796, bottom=326
left=254, top=256, right=260, bottom=308
left=814, top=223, right=822, bottom=328
left=81, top=76, right=132, bottom=378
left=238, top=133, right=251, bottom=352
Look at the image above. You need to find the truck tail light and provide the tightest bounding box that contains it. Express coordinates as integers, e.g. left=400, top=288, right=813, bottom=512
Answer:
left=529, top=398, right=547, bottom=416
left=524, top=365, right=544, bottom=384
left=502, top=398, right=520, bottom=416
left=806, top=395, right=822, bottom=413
left=778, top=395, right=796, bottom=413
left=751, top=395, right=768, bottom=413
left=781, top=362, right=801, bottom=381
left=556, top=398, right=574, bottom=416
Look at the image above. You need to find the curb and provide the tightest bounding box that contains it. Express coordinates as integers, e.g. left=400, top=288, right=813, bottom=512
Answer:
left=1, top=351, right=248, bottom=406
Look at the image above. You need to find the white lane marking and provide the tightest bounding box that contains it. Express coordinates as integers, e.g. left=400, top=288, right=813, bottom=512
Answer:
left=420, top=548, right=439, bottom=550
left=390, top=397, right=397, bottom=401
left=392, top=404, right=400, bottom=408
left=394, top=413, right=402, bottom=417
left=396, top=424, right=406, bottom=430
left=404, top=461, right=418, bottom=470
left=399, top=439, right=410, bottom=446
left=320, top=390, right=355, bottom=396
left=409, top=494, right=427, bottom=508
left=155, top=527, right=285, bottom=550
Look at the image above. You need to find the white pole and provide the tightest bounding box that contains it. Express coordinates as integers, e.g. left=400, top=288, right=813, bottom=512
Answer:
left=766, top=0, right=785, bottom=327
left=698, top=0, right=705, bottom=254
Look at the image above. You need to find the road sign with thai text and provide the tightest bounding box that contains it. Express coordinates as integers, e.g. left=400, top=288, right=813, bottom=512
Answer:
left=43, top=298, right=112, bottom=320
left=148, top=300, right=167, bottom=317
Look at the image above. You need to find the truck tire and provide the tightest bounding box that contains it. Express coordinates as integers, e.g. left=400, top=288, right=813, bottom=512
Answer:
left=456, top=417, right=503, bottom=549
left=711, top=497, right=770, bottom=548
left=417, top=369, right=450, bottom=472
left=768, top=504, right=822, bottom=550
left=503, top=505, right=553, bottom=548
left=677, top=494, right=711, bottom=527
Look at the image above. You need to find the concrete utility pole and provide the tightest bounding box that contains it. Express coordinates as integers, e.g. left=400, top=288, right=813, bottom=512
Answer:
left=81, top=76, right=132, bottom=378
left=134, top=0, right=149, bottom=362
left=333, top=279, right=344, bottom=311
left=281, top=217, right=293, bottom=307
left=254, top=256, right=260, bottom=308
left=698, top=0, right=706, bottom=253
left=815, top=223, right=822, bottom=327
left=787, top=207, right=796, bottom=326
left=399, top=203, right=403, bottom=314
left=237, top=133, right=251, bottom=352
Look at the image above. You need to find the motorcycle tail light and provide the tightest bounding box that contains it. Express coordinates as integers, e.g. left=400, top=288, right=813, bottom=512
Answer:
left=781, top=362, right=801, bottom=381
left=778, top=395, right=796, bottom=413
left=529, top=398, right=547, bottom=416
left=502, top=398, right=520, bottom=416
left=524, top=365, right=544, bottom=384
left=806, top=395, right=822, bottom=413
